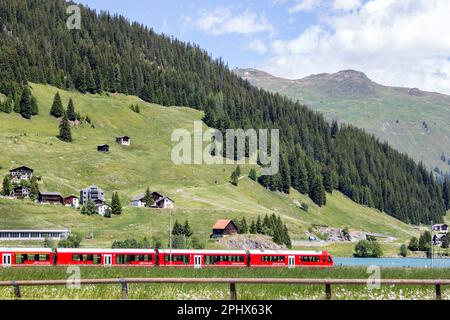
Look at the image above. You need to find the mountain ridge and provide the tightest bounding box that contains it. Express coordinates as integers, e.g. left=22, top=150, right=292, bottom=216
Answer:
left=234, top=67, right=450, bottom=175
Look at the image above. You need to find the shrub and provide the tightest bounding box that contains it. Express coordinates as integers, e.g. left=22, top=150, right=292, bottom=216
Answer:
left=354, top=240, right=383, bottom=258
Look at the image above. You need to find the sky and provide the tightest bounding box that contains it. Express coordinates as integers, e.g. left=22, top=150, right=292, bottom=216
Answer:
left=77, top=0, right=450, bottom=94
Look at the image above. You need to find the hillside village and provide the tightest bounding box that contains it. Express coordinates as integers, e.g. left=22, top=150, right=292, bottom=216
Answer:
left=2, top=165, right=175, bottom=216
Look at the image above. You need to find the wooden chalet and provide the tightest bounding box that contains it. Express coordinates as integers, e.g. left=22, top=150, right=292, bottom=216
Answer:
left=13, top=186, right=30, bottom=199
left=38, top=192, right=63, bottom=205
left=212, top=219, right=238, bottom=237
left=9, top=166, right=33, bottom=182
left=97, top=144, right=109, bottom=152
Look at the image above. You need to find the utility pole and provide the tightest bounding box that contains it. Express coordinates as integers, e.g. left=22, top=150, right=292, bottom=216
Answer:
left=431, top=220, right=433, bottom=269
left=169, top=207, right=173, bottom=267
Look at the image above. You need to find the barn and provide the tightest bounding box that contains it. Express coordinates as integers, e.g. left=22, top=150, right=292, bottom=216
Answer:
left=212, top=219, right=238, bottom=237
left=97, top=144, right=109, bottom=152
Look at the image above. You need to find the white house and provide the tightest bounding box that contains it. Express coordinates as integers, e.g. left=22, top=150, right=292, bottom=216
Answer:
left=155, top=196, right=175, bottom=209
left=131, top=194, right=146, bottom=207
left=433, top=224, right=449, bottom=233
left=116, top=136, right=131, bottom=146
left=95, top=200, right=111, bottom=216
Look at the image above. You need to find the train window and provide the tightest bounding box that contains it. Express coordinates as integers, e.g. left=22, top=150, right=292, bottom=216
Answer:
left=16, top=254, right=24, bottom=264
left=39, top=254, right=49, bottom=261
left=165, top=255, right=189, bottom=264
left=72, top=254, right=80, bottom=262
left=93, top=255, right=101, bottom=264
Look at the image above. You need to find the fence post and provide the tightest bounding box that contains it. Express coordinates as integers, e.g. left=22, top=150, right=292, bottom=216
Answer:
left=435, top=284, right=442, bottom=300
left=12, top=281, right=21, bottom=300
left=325, top=283, right=332, bottom=300
left=120, top=278, right=129, bottom=300
left=230, top=283, right=237, bottom=301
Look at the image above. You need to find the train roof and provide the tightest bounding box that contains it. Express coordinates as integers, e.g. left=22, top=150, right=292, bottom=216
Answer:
left=248, top=250, right=327, bottom=255
left=56, top=248, right=155, bottom=254
left=158, top=249, right=247, bottom=255
left=0, top=248, right=53, bottom=253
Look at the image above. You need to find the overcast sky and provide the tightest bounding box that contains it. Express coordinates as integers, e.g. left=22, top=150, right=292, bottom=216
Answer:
left=78, top=0, right=450, bottom=94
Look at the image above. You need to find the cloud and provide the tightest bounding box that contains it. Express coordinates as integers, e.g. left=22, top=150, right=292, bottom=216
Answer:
left=262, top=0, right=450, bottom=94
left=332, top=0, right=363, bottom=11
left=288, top=0, right=323, bottom=13
left=192, top=6, right=274, bottom=36
left=245, top=39, right=268, bottom=55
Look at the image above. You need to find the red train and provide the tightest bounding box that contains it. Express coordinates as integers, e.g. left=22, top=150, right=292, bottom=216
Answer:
left=0, top=248, right=333, bottom=268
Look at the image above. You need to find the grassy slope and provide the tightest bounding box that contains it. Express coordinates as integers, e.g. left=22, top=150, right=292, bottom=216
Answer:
left=0, top=84, right=418, bottom=254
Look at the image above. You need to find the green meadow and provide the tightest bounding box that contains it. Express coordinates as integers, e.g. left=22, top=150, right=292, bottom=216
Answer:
left=0, top=266, right=449, bottom=300
left=0, top=84, right=421, bottom=254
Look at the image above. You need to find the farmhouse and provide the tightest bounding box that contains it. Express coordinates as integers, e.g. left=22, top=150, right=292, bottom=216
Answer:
left=212, top=219, right=238, bottom=237
left=38, top=192, right=63, bottom=205
left=116, top=136, right=131, bottom=146
left=64, top=195, right=80, bottom=208
left=433, top=224, right=448, bottom=233
left=94, top=199, right=110, bottom=216
left=131, top=194, right=146, bottom=207
left=97, top=144, right=109, bottom=152
left=9, top=166, right=33, bottom=182
left=80, top=185, right=105, bottom=205
left=13, top=186, right=30, bottom=199
left=154, top=196, right=175, bottom=209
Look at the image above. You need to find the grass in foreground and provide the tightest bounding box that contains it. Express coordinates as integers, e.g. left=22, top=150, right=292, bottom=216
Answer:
left=0, top=267, right=449, bottom=300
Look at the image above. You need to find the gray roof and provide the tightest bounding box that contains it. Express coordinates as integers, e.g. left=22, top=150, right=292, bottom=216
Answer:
left=132, top=193, right=146, bottom=201
left=39, top=192, right=62, bottom=196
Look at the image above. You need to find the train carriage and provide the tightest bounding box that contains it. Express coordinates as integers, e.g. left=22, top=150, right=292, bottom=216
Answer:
left=158, top=249, right=248, bottom=268
left=56, top=248, right=156, bottom=266
left=0, top=248, right=53, bottom=266
left=249, top=250, right=333, bottom=268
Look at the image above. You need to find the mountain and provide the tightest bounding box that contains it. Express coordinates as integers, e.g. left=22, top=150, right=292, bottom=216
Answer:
left=0, top=83, right=418, bottom=254
left=234, top=68, right=450, bottom=175
left=0, top=0, right=447, bottom=225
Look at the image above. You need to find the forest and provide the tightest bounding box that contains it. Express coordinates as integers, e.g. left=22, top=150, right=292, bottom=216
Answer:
left=0, top=0, right=448, bottom=224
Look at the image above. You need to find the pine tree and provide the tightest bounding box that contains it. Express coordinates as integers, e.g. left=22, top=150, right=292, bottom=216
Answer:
left=240, top=217, right=248, bottom=234
left=30, top=176, right=40, bottom=200
left=256, top=216, right=263, bottom=234
left=81, top=199, right=97, bottom=215
left=58, top=113, right=72, bottom=142
left=444, top=179, right=450, bottom=210
left=50, top=92, right=64, bottom=118
left=30, top=96, right=39, bottom=115
left=2, top=97, right=13, bottom=113
left=2, top=175, right=13, bottom=196
left=19, top=86, right=32, bottom=119
left=282, top=224, right=292, bottom=249
left=309, top=173, right=326, bottom=206
left=143, top=187, right=153, bottom=207
left=172, top=220, right=184, bottom=236
left=111, top=192, right=122, bottom=215
left=183, top=220, right=193, bottom=238
left=249, top=220, right=257, bottom=234
left=67, top=98, right=76, bottom=121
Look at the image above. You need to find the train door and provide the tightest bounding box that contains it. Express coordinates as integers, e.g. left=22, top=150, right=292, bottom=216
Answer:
left=288, top=256, right=295, bottom=269
left=104, top=254, right=112, bottom=267
left=2, top=254, right=12, bottom=267
left=194, top=255, right=202, bottom=269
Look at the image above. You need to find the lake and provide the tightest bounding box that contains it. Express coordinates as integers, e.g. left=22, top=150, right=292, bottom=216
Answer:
left=334, top=257, right=450, bottom=268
